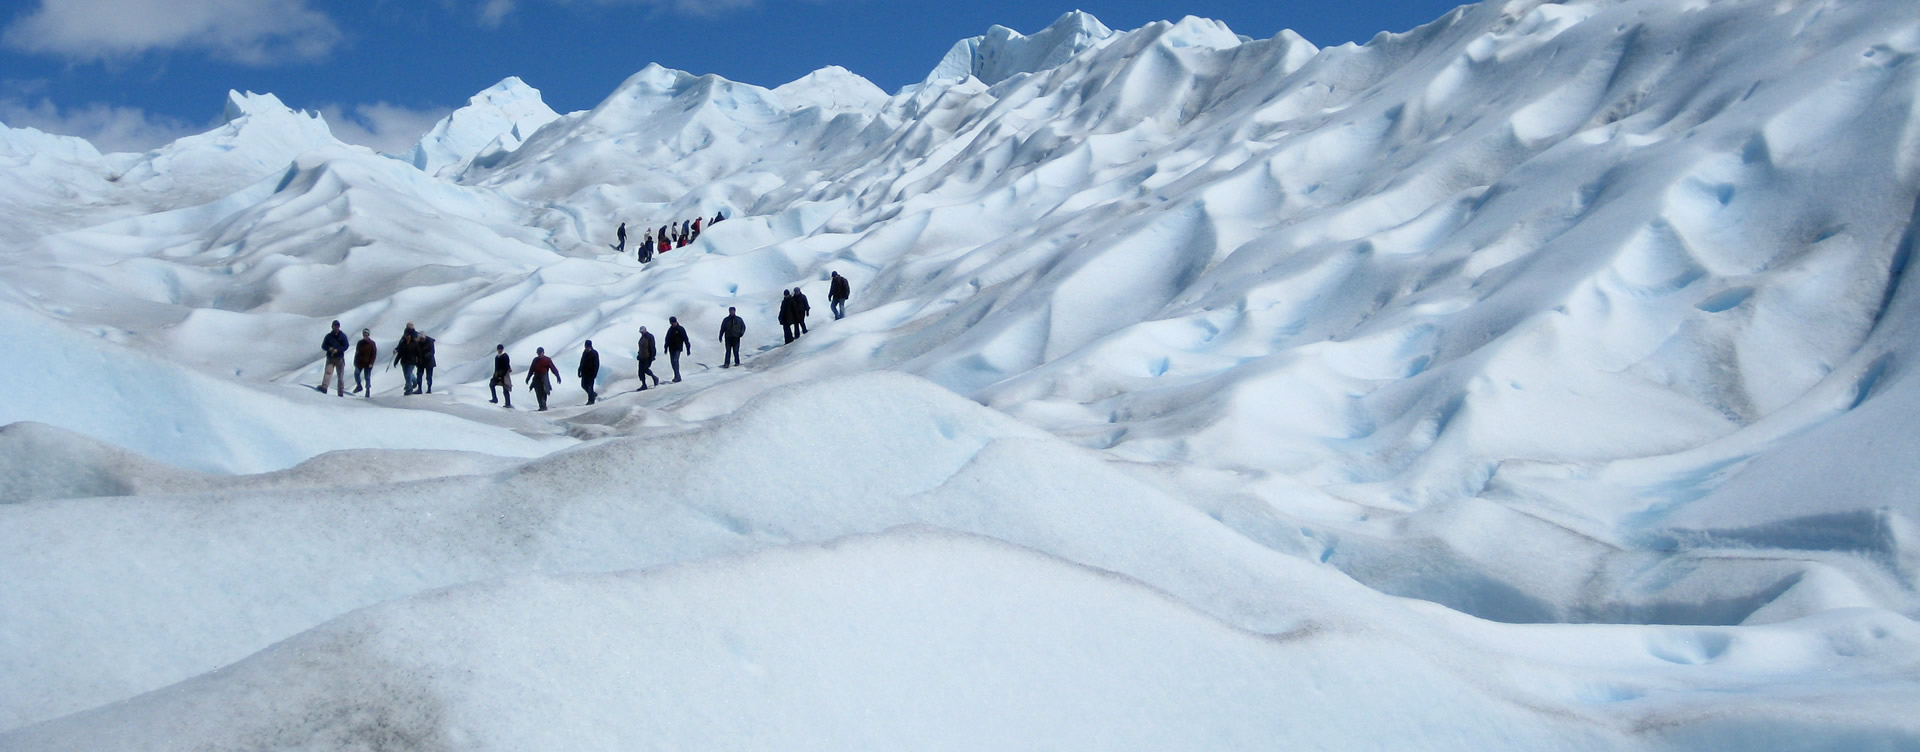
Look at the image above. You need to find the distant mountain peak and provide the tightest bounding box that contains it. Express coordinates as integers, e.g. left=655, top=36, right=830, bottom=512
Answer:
left=406, top=77, right=560, bottom=178
left=926, top=10, right=1118, bottom=86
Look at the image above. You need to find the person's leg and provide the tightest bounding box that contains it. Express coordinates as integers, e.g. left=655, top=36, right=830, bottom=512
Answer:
left=670, top=351, right=681, bottom=381
left=425, top=367, right=433, bottom=394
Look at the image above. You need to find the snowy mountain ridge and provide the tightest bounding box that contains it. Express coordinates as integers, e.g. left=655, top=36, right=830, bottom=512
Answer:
left=4, top=0, right=1920, bottom=747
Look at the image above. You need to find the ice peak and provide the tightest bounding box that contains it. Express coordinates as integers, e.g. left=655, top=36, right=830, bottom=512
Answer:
left=221, top=90, right=295, bottom=124
left=407, top=77, right=560, bottom=177
left=927, top=10, right=1118, bottom=86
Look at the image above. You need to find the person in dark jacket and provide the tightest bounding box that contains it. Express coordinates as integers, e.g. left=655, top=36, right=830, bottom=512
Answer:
left=527, top=347, right=561, bottom=411
left=719, top=307, right=745, bottom=367
left=578, top=341, right=600, bottom=405
left=352, top=329, right=377, bottom=398
left=319, top=320, right=349, bottom=396
left=711, top=211, right=725, bottom=225
left=664, top=316, right=689, bottom=382
left=490, top=344, right=513, bottom=408
left=779, top=290, right=797, bottom=343
left=636, top=326, right=660, bottom=390
left=640, top=230, right=654, bottom=263
left=418, top=332, right=437, bottom=394
left=793, top=287, right=811, bottom=335
left=392, top=323, right=421, bottom=395
left=829, top=271, right=851, bottom=320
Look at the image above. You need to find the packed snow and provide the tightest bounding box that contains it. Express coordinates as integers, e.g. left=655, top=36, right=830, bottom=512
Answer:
left=4, top=0, right=1920, bottom=747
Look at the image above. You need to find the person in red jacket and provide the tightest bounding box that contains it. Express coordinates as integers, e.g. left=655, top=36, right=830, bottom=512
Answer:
left=526, top=347, right=562, bottom=411
left=351, top=329, right=377, bottom=398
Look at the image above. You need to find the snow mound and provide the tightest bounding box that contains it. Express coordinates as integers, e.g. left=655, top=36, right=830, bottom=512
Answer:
left=0, top=531, right=1626, bottom=751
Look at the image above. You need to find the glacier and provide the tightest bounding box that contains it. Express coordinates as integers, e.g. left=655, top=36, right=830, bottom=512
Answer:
left=3, top=0, right=1920, bottom=748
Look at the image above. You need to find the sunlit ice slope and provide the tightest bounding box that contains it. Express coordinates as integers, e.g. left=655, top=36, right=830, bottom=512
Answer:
left=450, top=0, right=1920, bottom=625
left=4, top=0, right=1920, bottom=745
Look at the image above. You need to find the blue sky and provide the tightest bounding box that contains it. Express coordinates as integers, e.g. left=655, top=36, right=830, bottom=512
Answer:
left=0, top=0, right=1467, bottom=154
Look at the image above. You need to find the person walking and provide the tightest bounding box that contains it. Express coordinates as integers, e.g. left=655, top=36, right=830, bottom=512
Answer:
left=779, top=290, right=797, bottom=344
left=829, top=271, right=851, bottom=320
left=613, top=222, right=627, bottom=253
left=719, top=307, right=745, bottom=368
left=392, top=323, right=421, bottom=395
left=793, top=286, right=812, bottom=335
left=636, top=326, right=660, bottom=390
left=640, top=230, right=654, bottom=263
left=578, top=341, right=601, bottom=405
left=664, top=316, right=689, bottom=382
left=418, top=331, right=437, bottom=394
left=319, top=320, right=349, bottom=396
left=489, top=344, right=513, bottom=408
left=527, top=347, right=561, bottom=411
left=352, top=328, right=377, bottom=398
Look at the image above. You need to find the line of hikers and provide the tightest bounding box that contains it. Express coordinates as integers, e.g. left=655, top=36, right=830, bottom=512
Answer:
left=488, top=314, right=698, bottom=410
left=318, top=271, right=853, bottom=409
left=317, top=321, right=437, bottom=398
left=614, top=212, right=725, bottom=263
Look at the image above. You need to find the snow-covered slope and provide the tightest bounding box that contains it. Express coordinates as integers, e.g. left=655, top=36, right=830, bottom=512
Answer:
left=4, top=0, right=1920, bottom=746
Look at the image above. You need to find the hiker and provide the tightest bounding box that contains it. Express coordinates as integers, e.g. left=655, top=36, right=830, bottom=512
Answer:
left=829, top=271, right=851, bottom=320
left=489, top=344, right=513, bottom=408
left=527, top=347, right=561, bottom=411
left=711, top=211, right=725, bottom=225
left=779, top=289, right=797, bottom=343
left=614, top=222, right=626, bottom=253
left=319, top=320, right=349, bottom=396
left=664, top=316, right=689, bottom=382
left=578, top=341, right=600, bottom=405
left=640, top=230, right=654, bottom=262
left=636, top=326, right=660, bottom=390
left=418, top=331, right=437, bottom=394
left=793, top=286, right=811, bottom=335
left=352, top=328, right=377, bottom=398
left=392, top=323, right=422, bottom=395
left=719, top=306, right=745, bottom=368
left=691, top=217, right=703, bottom=240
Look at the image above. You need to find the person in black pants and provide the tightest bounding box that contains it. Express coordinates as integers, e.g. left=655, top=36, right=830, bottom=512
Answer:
left=664, top=317, right=689, bottom=382
left=489, top=344, right=513, bottom=408
left=636, top=327, right=660, bottom=390
left=577, top=340, right=600, bottom=405
left=719, top=307, right=745, bottom=368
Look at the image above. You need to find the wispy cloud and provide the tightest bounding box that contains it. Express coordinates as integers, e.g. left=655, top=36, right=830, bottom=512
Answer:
left=2, top=0, right=342, bottom=65
left=477, top=0, right=515, bottom=28
left=469, top=0, right=759, bottom=27
left=0, top=96, right=207, bottom=153
left=318, top=102, right=453, bottom=155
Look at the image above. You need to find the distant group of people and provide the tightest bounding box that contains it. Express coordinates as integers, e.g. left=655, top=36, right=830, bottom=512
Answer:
left=614, top=212, right=726, bottom=263
left=316, top=271, right=853, bottom=410
left=316, top=320, right=437, bottom=398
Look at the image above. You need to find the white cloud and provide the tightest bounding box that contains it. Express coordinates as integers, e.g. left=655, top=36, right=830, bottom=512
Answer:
left=2, top=0, right=342, bottom=65
left=318, top=102, right=453, bottom=155
left=0, top=97, right=207, bottom=153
